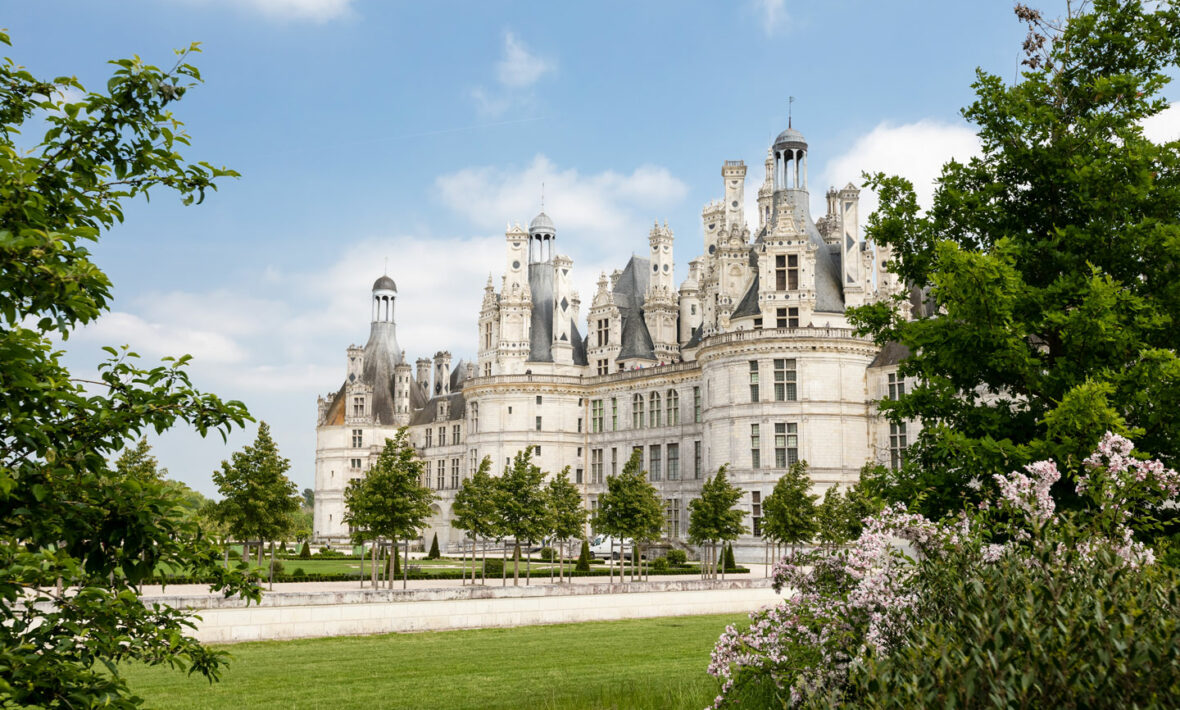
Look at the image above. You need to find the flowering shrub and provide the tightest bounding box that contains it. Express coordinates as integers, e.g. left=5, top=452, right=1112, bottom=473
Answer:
left=707, top=433, right=1180, bottom=708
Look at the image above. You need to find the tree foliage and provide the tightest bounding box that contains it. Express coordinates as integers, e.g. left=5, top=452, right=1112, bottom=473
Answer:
left=762, top=461, right=817, bottom=549
left=211, top=422, right=300, bottom=547
left=495, top=449, right=549, bottom=583
left=849, top=0, right=1180, bottom=521
left=595, top=450, right=664, bottom=544
left=343, top=428, right=435, bottom=551
left=0, top=34, right=256, bottom=707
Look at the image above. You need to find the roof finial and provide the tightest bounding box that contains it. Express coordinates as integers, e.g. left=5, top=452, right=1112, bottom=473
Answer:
left=788, top=96, right=795, bottom=129
left=540, top=182, right=545, bottom=211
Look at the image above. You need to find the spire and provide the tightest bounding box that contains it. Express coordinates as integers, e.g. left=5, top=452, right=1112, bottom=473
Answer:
left=788, top=95, right=795, bottom=129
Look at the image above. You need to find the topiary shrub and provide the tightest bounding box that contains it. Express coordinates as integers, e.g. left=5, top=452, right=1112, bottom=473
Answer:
left=291, top=567, right=305, bottom=577
left=666, top=549, right=687, bottom=566
left=652, top=557, right=669, bottom=573
left=299, top=541, right=311, bottom=559
left=426, top=533, right=440, bottom=560
left=269, top=559, right=284, bottom=576
left=723, top=543, right=737, bottom=571
left=538, top=546, right=557, bottom=562
left=576, top=539, right=592, bottom=572
left=483, top=558, right=504, bottom=577
left=315, top=548, right=345, bottom=558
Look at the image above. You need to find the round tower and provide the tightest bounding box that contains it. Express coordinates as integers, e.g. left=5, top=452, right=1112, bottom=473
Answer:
left=772, top=126, right=808, bottom=192
left=528, top=211, right=555, bottom=263
left=372, top=275, right=397, bottom=323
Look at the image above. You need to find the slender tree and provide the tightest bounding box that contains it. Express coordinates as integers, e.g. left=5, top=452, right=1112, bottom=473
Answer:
left=494, top=449, right=549, bottom=585
left=762, top=460, right=818, bottom=555
left=688, top=466, right=747, bottom=580
left=546, top=467, right=588, bottom=583
left=595, top=449, right=664, bottom=583
left=342, top=429, right=435, bottom=589
left=452, top=456, right=498, bottom=584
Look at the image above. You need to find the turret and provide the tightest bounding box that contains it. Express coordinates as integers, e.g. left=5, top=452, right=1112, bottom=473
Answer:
left=433, top=351, right=452, bottom=397
left=722, top=160, right=746, bottom=229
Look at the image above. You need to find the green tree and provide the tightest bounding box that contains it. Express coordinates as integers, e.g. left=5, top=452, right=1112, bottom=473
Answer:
left=849, top=0, right=1180, bottom=521
left=114, top=438, right=211, bottom=524
left=762, top=460, right=818, bottom=555
left=211, top=421, right=301, bottom=587
left=495, top=449, right=549, bottom=585
left=302, top=487, right=314, bottom=509
left=596, top=450, right=666, bottom=582
left=576, top=539, right=592, bottom=572
left=343, top=429, right=434, bottom=589
left=814, top=486, right=849, bottom=550
left=452, top=455, right=499, bottom=584
left=688, top=466, right=747, bottom=580
left=0, top=35, right=256, bottom=707
left=546, top=466, right=588, bottom=582
left=426, top=533, right=440, bottom=560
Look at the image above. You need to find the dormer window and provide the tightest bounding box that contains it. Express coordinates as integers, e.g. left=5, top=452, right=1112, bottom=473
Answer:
left=351, top=396, right=365, bottom=417
left=775, top=254, right=799, bottom=290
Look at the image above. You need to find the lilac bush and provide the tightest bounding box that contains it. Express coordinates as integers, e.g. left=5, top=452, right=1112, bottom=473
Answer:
left=707, top=433, right=1180, bottom=708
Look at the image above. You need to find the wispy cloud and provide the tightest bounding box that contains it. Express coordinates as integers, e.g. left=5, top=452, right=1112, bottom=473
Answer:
left=753, top=0, right=788, bottom=35
left=472, top=31, right=555, bottom=117
left=170, top=0, right=354, bottom=23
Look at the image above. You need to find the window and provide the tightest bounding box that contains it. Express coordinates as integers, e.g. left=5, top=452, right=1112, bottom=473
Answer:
left=483, top=362, right=492, bottom=377
left=483, top=322, right=492, bottom=350
left=350, top=458, right=362, bottom=471
left=352, top=429, right=363, bottom=448
left=750, top=424, right=761, bottom=469
left=536, top=416, right=542, bottom=431
left=534, top=445, right=541, bottom=456
left=667, top=443, right=679, bottom=481
left=789, top=254, right=799, bottom=290
left=752, top=491, right=762, bottom=537
left=438, top=426, right=446, bottom=447
left=437, top=460, right=445, bottom=490
left=632, top=394, right=644, bottom=429
left=694, top=441, right=702, bottom=479
left=649, top=444, right=662, bottom=481
left=611, top=398, right=618, bottom=430
left=425, top=429, right=433, bottom=448
left=590, top=400, right=602, bottom=432
left=749, top=360, right=760, bottom=402
left=451, top=458, right=460, bottom=489
left=776, top=307, right=799, bottom=328
left=536, top=395, right=543, bottom=405
left=470, top=449, right=477, bottom=475
left=693, top=387, right=702, bottom=422
left=597, top=359, right=610, bottom=375
left=664, top=498, right=681, bottom=538
left=775, top=254, right=786, bottom=290
left=650, top=392, right=662, bottom=428
left=774, top=359, right=797, bottom=401
left=453, top=424, right=461, bottom=445
left=611, top=447, right=618, bottom=476
left=596, top=318, right=609, bottom=347
left=470, top=402, right=478, bottom=433
left=888, top=373, right=906, bottom=400
left=753, top=317, right=763, bottom=329
left=576, top=468, right=583, bottom=484
left=667, top=389, right=679, bottom=425
left=890, top=422, right=908, bottom=471
left=591, top=449, right=603, bottom=484
left=352, top=396, right=365, bottom=417
left=775, top=423, right=799, bottom=467
left=578, top=417, right=583, bottom=433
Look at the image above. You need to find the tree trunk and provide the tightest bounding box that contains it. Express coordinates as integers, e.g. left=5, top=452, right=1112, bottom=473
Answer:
left=402, top=538, right=408, bottom=590
left=257, top=541, right=263, bottom=567
left=389, top=539, right=396, bottom=590
left=223, top=544, right=229, bottom=570
left=501, top=541, right=507, bottom=587
left=526, top=542, right=531, bottom=586
left=513, top=542, right=520, bottom=586
left=268, top=542, right=275, bottom=591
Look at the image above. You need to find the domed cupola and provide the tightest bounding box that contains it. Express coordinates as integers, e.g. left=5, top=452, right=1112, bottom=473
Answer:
left=528, top=210, right=556, bottom=263
left=372, top=275, right=397, bottom=323
left=772, top=122, right=808, bottom=192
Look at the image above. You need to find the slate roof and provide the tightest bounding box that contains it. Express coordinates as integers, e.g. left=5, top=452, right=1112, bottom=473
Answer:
left=408, top=391, right=466, bottom=426
left=732, top=271, right=761, bottom=319
left=868, top=341, right=911, bottom=368
left=613, top=256, right=657, bottom=361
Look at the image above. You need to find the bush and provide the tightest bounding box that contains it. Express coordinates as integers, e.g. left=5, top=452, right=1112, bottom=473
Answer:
left=299, top=541, right=311, bottom=559
left=426, top=533, right=440, bottom=560
left=483, top=558, right=504, bottom=577
left=723, top=543, right=737, bottom=571
left=652, top=557, right=669, bottom=573
left=234, top=560, right=249, bottom=570
left=291, top=567, right=305, bottom=577
left=269, top=559, right=284, bottom=576
left=576, top=539, right=592, bottom=572
left=666, top=549, right=687, bottom=566
left=538, top=546, right=557, bottom=562
left=315, top=548, right=345, bottom=558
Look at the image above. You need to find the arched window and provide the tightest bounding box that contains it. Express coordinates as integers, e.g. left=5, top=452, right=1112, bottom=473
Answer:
left=649, top=392, right=661, bottom=428
left=667, top=389, right=679, bottom=425
left=632, top=394, right=644, bottom=429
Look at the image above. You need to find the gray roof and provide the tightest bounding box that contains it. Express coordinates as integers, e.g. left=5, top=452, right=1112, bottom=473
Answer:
left=372, top=275, right=397, bottom=292
left=571, top=322, right=588, bottom=365
left=732, top=272, right=761, bottom=319
left=357, top=321, right=403, bottom=425
left=614, top=256, right=657, bottom=361
left=774, top=189, right=845, bottom=313
left=684, top=324, right=702, bottom=349
left=409, top=391, right=466, bottom=426
left=774, top=126, right=807, bottom=148
left=529, top=211, right=555, bottom=234
left=868, top=341, right=911, bottom=369
left=528, top=263, right=554, bottom=362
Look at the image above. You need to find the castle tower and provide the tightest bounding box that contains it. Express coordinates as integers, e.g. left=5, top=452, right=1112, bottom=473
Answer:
left=476, top=275, right=499, bottom=378
left=393, top=361, right=411, bottom=426
left=433, top=351, right=452, bottom=397
left=679, top=258, right=703, bottom=345
left=722, top=161, right=746, bottom=229
left=839, top=183, right=866, bottom=307
left=757, top=149, right=774, bottom=230
left=551, top=253, right=575, bottom=365
left=498, top=223, right=532, bottom=374
left=644, top=221, right=679, bottom=362
left=587, top=272, right=620, bottom=374
left=415, top=357, right=431, bottom=395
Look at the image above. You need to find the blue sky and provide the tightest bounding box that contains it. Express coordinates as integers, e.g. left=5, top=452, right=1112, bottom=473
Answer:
left=6, top=0, right=1177, bottom=496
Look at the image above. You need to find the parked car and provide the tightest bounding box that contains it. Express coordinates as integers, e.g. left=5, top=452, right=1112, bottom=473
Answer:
left=589, top=535, right=637, bottom=560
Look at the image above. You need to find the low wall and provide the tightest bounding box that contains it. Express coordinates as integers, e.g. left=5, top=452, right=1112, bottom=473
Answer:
left=147, top=579, right=780, bottom=644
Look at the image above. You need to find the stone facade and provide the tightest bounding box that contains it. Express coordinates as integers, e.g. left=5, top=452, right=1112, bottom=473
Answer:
left=314, top=122, right=917, bottom=561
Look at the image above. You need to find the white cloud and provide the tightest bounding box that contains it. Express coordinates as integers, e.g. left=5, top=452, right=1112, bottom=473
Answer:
left=497, top=32, right=553, bottom=88
left=753, top=0, right=788, bottom=34
left=171, top=0, right=353, bottom=22
left=818, top=119, right=981, bottom=218
left=472, top=32, right=554, bottom=117
left=77, top=311, right=248, bottom=364
left=1142, top=102, right=1180, bottom=143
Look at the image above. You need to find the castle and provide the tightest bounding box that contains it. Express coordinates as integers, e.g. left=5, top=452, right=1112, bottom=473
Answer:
left=313, top=122, right=915, bottom=560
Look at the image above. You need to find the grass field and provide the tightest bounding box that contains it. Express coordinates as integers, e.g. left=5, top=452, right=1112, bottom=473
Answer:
left=121, top=614, right=744, bottom=709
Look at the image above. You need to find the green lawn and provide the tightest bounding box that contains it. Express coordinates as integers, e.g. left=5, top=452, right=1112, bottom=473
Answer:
left=122, top=614, right=743, bottom=709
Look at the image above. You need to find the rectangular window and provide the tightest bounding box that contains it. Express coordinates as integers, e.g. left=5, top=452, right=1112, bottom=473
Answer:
left=597, top=359, right=609, bottom=375
left=536, top=416, right=542, bottom=431
left=776, top=307, right=787, bottom=329
left=753, top=317, right=763, bottom=330
left=789, top=307, right=799, bottom=328
left=451, top=458, right=459, bottom=489
left=649, top=392, right=661, bottom=428
left=694, top=441, right=702, bottom=479
left=576, top=468, right=584, bottom=484
left=752, top=491, right=762, bottom=538
left=750, top=423, right=761, bottom=469
left=436, top=460, right=445, bottom=490
left=888, top=373, right=906, bottom=400
left=534, top=445, right=541, bottom=456
left=788, top=254, right=799, bottom=290
left=350, top=458, right=362, bottom=471
left=775, top=254, right=787, bottom=291
left=775, top=423, right=799, bottom=467
left=591, top=449, right=603, bottom=484
left=578, top=417, right=583, bottom=433
left=611, top=397, right=618, bottom=431
left=470, top=449, right=477, bottom=475
left=749, top=360, right=760, bottom=402
left=632, top=394, right=644, bottom=429
left=453, top=424, right=461, bottom=445
left=666, top=390, right=679, bottom=425
left=596, top=318, right=609, bottom=347
left=352, top=429, right=363, bottom=448
left=693, top=387, right=702, bottom=422
left=890, top=422, right=908, bottom=471
left=352, top=396, right=364, bottom=417
left=664, top=498, right=681, bottom=539
left=649, top=444, right=662, bottom=481
left=471, top=402, right=478, bottom=433
left=774, top=359, right=797, bottom=401
left=438, top=426, right=446, bottom=447
left=591, top=400, right=604, bottom=433
left=536, top=395, right=543, bottom=406
left=667, top=443, right=679, bottom=481
left=425, top=429, right=433, bottom=448
left=611, top=447, right=618, bottom=476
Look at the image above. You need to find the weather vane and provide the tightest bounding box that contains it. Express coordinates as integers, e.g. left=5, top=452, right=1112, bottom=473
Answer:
left=789, top=96, right=795, bottom=128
